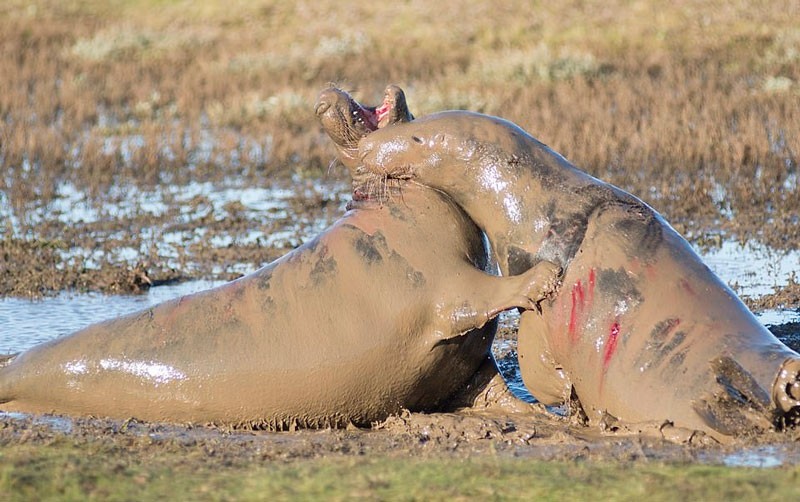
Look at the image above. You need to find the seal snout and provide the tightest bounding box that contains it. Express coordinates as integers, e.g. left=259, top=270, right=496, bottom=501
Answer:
left=314, top=87, right=340, bottom=117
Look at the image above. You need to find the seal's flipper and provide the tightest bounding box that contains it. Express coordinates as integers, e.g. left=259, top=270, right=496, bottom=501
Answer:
left=692, top=356, right=776, bottom=437
left=442, top=260, right=561, bottom=335
left=712, top=356, right=772, bottom=411
left=517, top=311, right=572, bottom=406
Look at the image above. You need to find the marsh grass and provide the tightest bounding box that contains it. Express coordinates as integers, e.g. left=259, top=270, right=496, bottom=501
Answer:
left=2, top=440, right=800, bottom=500
left=1, top=0, right=798, bottom=294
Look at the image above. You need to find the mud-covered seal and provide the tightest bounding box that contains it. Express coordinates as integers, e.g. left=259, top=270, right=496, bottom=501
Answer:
left=0, top=91, right=559, bottom=430
left=359, top=108, right=800, bottom=442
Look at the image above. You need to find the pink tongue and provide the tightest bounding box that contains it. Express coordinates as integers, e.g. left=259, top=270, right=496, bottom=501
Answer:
left=375, top=102, right=390, bottom=123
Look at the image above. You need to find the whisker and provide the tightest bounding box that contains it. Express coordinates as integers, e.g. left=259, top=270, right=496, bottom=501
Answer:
left=327, top=157, right=339, bottom=175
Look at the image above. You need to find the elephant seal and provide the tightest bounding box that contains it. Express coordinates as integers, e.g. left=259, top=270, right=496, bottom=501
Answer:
left=359, top=109, right=800, bottom=441
left=0, top=92, right=559, bottom=429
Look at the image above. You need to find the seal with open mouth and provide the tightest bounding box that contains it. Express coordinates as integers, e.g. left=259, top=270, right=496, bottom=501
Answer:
left=0, top=90, right=559, bottom=429
left=359, top=108, right=800, bottom=442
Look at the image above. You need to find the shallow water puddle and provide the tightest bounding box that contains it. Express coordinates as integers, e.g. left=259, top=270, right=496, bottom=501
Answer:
left=0, top=411, right=74, bottom=434
left=0, top=280, right=225, bottom=353
left=699, top=239, right=800, bottom=299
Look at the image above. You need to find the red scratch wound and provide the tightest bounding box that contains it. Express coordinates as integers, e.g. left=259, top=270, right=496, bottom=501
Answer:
left=568, top=280, right=583, bottom=341
left=567, top=270, right=598, bottom=343
left=602, top=320, right=620, bottom=372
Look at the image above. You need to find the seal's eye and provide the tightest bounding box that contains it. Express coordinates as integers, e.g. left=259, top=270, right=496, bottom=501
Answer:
left=411, top=136, right=423, bottom=144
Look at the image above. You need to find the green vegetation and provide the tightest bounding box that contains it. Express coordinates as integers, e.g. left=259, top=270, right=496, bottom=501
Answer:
left=2, top=440, right=799, bottom=500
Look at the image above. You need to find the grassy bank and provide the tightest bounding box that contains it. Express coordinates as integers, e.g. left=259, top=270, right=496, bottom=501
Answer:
left=2, top=440, right=799, bottom=500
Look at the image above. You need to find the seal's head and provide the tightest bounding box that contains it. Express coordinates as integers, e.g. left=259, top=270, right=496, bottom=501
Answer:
left=376, top=84, right=415, bottom=128
left=316, top=85, right=415, bottom=193
left=315, top=87, right=379, bottom=170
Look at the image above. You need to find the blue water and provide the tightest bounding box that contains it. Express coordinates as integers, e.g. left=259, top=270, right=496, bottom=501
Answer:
left=0, top=280, right=225, bottom=354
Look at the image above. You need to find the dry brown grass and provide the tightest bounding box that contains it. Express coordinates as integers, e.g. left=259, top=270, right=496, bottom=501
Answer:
left=0, top=0, right=798, bottom=295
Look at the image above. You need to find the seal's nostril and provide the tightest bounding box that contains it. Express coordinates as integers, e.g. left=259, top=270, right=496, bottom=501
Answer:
left=412, top=136, right=423, bottom=144
left=315, top=102, right=331, bottom=116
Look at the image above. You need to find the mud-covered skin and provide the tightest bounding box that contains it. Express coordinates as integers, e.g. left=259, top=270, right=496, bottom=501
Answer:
left=315, top=85, right=413, bottom=197
left=0, top=93, right=559, bottom=429
left=359, top=110, right=800, bottom=442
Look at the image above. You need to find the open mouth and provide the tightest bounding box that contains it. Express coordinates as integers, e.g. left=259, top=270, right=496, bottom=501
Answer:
left=352, top=100, right=379, bottom=131
left=353, top=92, right=392, bottom=131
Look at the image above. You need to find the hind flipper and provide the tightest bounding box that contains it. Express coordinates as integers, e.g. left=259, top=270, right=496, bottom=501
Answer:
left=773, top=358, right=800, bottom=421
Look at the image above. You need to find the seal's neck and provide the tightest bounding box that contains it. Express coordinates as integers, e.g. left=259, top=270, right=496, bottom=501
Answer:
left=455, top=193, right=531, bottom=276
left=439, top=159, right=589, bottom=276
left=428, top=162, right=537, bottom=277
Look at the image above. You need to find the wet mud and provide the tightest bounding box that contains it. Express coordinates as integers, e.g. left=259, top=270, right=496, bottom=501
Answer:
left=2, top=321, right=800, bottom=467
